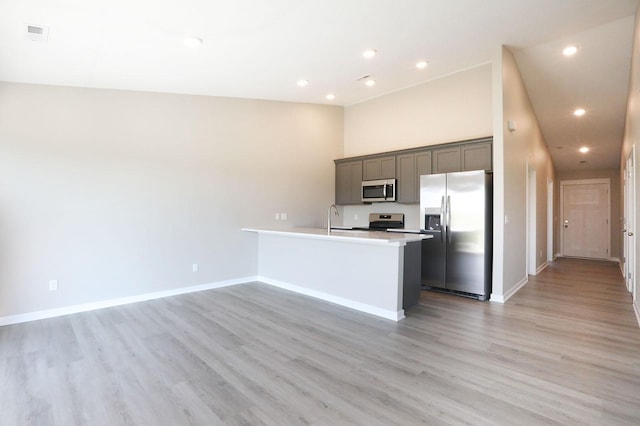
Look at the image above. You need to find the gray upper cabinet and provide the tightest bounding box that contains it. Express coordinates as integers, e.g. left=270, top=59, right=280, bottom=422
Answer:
left=462, top=142, right=492, bottom=171
left=335, top=160, right=362, bottom=205
left=396, top=154, right=416, bottom=204
left=416, top=150, right=432, bottom=176
left=433, top=141, right=492, bottom=174
left=396, top=150, right=432, bottom=204
left=432, top=147, right=461, bottom=174
left=335, top=138, right=491, bottom=204
left=363, top=156, right=396, bottom=181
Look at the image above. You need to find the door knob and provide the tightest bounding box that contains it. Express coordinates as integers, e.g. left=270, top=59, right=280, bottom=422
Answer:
left=629, top=232, right=634, bottom=236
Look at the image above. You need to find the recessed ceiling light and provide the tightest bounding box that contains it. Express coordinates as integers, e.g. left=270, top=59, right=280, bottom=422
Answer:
left=297, top=79, right=309, bottom=87
left=326, top=93, right=335, bottom=101
left=579, top=147, right=589, bottom=153
left=363, top=49, right=377, bottom=59
left=183, top=36, right=203, bottom=48
left=574, top=108, right=586, bottom=117
left=563, top=45, right=578, bottom=56
left=416, top=60, right=428, bottom=69
left=365, top=79, right=376, bottom=87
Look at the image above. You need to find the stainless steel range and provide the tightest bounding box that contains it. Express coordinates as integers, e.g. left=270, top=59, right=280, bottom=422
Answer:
left=329, top=212, right=408, bottom=232
left=367, top=213, right=405, bottom=231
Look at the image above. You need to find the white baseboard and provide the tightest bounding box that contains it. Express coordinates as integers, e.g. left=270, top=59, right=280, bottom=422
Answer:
left=0, top=276, right=256, bottom=327
left=0, top=274, right=405, bottom=326
left=490, top=276, right=528, bottom=304
left=556, top=254, right=620, bottom=263
left=634, top=300, right=640, bottom=328
left=258, top=276, right=405, bottom=321
left=536, top=262, right=549, bottom=275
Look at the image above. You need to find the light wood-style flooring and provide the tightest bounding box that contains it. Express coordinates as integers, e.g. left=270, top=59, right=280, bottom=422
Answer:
left=1, top=258, right=639, bottom=425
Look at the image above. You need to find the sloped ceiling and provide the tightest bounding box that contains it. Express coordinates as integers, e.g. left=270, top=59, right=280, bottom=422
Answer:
left=514, top=16, right=636, bottom=170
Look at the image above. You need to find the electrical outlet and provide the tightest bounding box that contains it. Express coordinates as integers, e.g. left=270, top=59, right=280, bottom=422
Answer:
left=354, top=214, right=358, bottom=221
left=192, top=264, right=198, bottom=273
left=49, top=280, right=58, bottom=291
left=281, top=213, right=287, bottom=220
left=275, top=213, right=280, bottom=220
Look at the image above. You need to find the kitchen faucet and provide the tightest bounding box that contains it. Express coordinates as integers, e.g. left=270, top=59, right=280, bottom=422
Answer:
left=327, top=204, right=339, bottom=234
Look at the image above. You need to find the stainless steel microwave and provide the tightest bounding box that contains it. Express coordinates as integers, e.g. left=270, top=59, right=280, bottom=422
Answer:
left=361, top=179, right=396, bottom=202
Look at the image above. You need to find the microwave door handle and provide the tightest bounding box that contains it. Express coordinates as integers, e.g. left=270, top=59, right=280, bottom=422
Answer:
left=383, top=182, right=387, bottom=200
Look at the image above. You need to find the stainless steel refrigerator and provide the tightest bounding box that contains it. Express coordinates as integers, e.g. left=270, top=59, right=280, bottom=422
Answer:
left=419, top=170, right=492, bottom=300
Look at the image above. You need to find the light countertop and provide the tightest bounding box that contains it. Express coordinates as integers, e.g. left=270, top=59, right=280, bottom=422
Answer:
left=242, top=227, right=431, bottom=246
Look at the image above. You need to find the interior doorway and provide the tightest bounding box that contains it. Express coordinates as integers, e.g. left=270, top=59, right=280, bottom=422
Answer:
left=527, top=167, right=537, bottom=274
left=560, top=179, right=610, bottom=259
left=547, top=179, right=554, bottom=262
left=624, top=148, right=635, bottom=295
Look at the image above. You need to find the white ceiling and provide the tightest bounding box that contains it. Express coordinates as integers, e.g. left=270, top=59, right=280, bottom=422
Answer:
left=514, top=15, right=636, bottom=171
left=0, top=0, right=638, bottom=170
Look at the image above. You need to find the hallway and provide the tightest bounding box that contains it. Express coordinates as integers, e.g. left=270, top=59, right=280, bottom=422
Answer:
left=410, top=257, right=640, bottom=424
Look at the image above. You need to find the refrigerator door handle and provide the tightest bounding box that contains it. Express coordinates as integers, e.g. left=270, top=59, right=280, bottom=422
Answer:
left=447, top=195, right=452, bottom=243
left=440, top=196, right=445, bottom=242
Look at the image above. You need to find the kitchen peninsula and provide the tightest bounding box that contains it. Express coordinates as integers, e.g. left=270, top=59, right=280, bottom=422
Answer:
left=243, top=227, right=430, bottom=321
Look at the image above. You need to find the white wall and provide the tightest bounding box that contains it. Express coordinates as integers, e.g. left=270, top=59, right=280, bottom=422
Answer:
left=344, top=64, right=493, bottom=156
left=621, top=5, right=640, bottom=324
left=341, top=65, right=493, bottom=229
left=492, top=46, right=556, bottom=301
left=0, top=82, right=343, bottom=318
left=343, top=56, right=556, bottom=303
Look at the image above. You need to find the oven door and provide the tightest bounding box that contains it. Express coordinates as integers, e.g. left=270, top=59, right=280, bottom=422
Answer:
left=361, top=179, right=396, bottom=202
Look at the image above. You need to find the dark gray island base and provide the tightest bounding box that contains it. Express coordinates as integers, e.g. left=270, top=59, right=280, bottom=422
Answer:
left=402, top=241, right=422, bottom=310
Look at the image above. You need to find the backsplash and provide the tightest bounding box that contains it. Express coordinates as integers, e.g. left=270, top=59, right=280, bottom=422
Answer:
left=340, top=203, right=421, bottom=230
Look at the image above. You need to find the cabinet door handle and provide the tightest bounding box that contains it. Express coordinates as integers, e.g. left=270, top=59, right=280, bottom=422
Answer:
left=629, top=232, right=634, bottom=237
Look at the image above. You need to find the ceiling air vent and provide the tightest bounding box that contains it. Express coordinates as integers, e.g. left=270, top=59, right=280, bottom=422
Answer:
left=24, top=24, right=49, bottom=42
